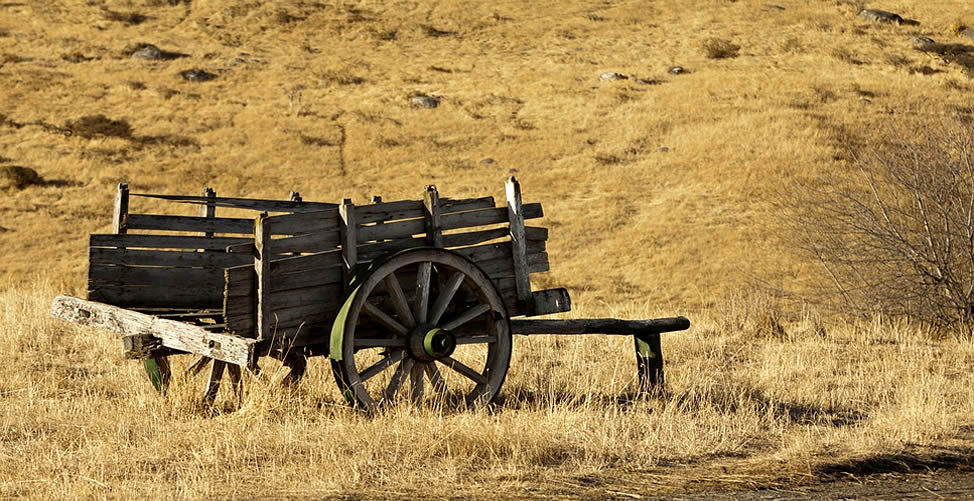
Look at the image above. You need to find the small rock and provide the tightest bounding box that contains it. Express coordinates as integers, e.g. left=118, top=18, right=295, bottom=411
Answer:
left=480, top=158, right=495, bottom=165
left=0, top=226, right=9, bottom=233
left=637, top=78, right=663, bottom=85
left=409, top=95, right=440, bottom=108
left=180, top=69, right=216, bottom=82
left=658, top=146, right=670, bottom=153
left=911, top=36, right=936, bottom=46
left=668, top=66, right=686, bottom=75
left=131, top=44, right=163, bottom=60
left=961, top=28, right=974, bottom=39
left=599, top=72, right=628, bottom=81
left=764, top=4, right=785, bottom=10
left=0, top=166, right=43, bottom=189
left=858, top=9, right=903, bottom=24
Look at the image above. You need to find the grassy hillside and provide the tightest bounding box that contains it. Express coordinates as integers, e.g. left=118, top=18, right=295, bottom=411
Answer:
left=3, top=0, right=974, bottom=497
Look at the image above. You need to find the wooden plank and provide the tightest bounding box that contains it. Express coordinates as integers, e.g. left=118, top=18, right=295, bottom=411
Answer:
left=89, top=247, right=253, bottom=268
left=89, top=285, right=221, bottom=308
left=113, top=183, right=129, bottom=234
left=131, top=192, right=336, bottom=212
left=264, top=209, right=340, bottom=236
left=506, top=177, right=532, bottom=307
left=270, top=264, right=344, bottom=292
left=268, top=283, right=343, bottom=311
left=528, top=288, right=572, bottom=315
left=270, top=231, right=341, bottom=255
left=126, top=214, right=254, bottom=234
left=263, top=303, right=339, bottom=334
left=340, top=200, right=357, bottom=283
left=510, top=317, right=690, bottom=335
left=224, top=265, right=255, bottom=297
left=255, top=213, right=272, bottom=341
left=440, top=196, right=495, bottom=214
left=437, top=225, right=548, bottom=249
left=424, top=185, right=443, bottom=247
left=357, top=217, right=425, bottom=243
left=440, top=203, right=543, bottom=231
left=90, top=234, right=251, bottom=250
left=51, top=295, right=256, bottom=366
left=356, top=200, right=424, bottom=224
left=270, top=250, right=343, bottom=276
left=224, top=266, right=255, bottom=337
left=476, top=251, right=548, bottom=280
left=201, top=187, right=216, bottom=238
left=89, top=265, right=225, bottom=289
left=356, top=238, right=426, bottom=263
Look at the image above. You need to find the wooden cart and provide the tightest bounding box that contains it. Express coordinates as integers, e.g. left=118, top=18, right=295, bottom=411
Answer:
left=51, top=178, right=689, bottom=409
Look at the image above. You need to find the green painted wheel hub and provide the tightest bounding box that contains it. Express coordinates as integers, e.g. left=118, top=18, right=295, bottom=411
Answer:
left=423, top=328, right=456, bottom=359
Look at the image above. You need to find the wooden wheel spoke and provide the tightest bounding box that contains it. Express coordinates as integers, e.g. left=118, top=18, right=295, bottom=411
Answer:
left=440, top=303, right=491, bottom=331
left=454, top=335, right=497, bottom=345
left=409, top=362, right=425, bottom=402
left=383, top=272, right=415, bottom=328
left=413, top=261, right=432, bottom=324
left=425, top=362, right=448, bottom=398
left=362, top=302, right=408, bottom=336
left=360, top=350, right=406, bottom=382
left=441, top=357, right=488, bottom=385
left=385, top=358, right=414, bottom=401
left=429, top=271, right=466, bottom=325
left=354, top=337, right=407, bottom=348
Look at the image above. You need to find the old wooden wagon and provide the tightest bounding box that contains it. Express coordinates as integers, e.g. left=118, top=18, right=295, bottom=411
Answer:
left=51, top=178, right=689, bottom=409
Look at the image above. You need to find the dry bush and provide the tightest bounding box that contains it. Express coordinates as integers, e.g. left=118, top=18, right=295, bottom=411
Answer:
left=702, top=38, right=741, bottom=59
left=786, top=118, right=974, bottom=333
left=0, top=165, right=43, bottom=190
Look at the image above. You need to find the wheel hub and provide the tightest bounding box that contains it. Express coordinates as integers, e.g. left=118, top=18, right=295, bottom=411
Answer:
left=408, top=326, right=456, bottom=361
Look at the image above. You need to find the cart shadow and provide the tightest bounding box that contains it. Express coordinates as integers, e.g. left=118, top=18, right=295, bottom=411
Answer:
left=816, top=448, right=974, bottom=478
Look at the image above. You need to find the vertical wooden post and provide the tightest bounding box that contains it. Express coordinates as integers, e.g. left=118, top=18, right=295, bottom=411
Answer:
left=635, top=332, right=664, bottom=393
left=340, top=199, right=357, bottom=284
left=112, top=183, right=129, bottom=234
left=203, top=359, right=227, bottom=406
left=506, top=177, right=531, bottom=312
left=201, top=187, right=216, bottom=234
left=289, top=191, right=302, bottom=203
left=254, top=212, right=272, bottom=341
left=423, top=186, right=442, bottom=247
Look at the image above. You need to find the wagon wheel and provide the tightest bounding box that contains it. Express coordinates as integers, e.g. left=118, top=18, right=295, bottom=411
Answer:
left=331, top=248, right=512, bottom=411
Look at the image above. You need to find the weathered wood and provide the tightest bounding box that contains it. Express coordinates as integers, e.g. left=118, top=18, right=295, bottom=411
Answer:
left=255, top=213, right=273, bottom=341
left=89, top=265, right=225, bottom=288
left=635, top=331, right=664, bottom=392
left=269, top=264, right=344, bottom=293
left=357, top=237, right=426, bottom=263
left=506, top=177, right=532, bottom=310
left=268, top=283, right=343, bottom=311
left=227, top=364, right=243, bottom=407
left=270, top=250, right=343, bottom=276
left=122, top=333, right=161, bottom=359
left=203, top=360, right=226, bottom=405
left=224, top=266, right=255, bottom=336
left=270, top=232, right=341, bottom=255
left=340, top=200, right=357, bottom=283
left=264, top=209, right=340, bottom=236
left=89, top=247, right=252, bottom=268
left=424, top=185, right=443, bottom=247
left=356, top=199, right=424, bottom=224
left=89, top=285, right=222, bottom=309
left=201, top=187, right=216, bottom=238
left=130, top=192, right=336, bottom=212
left=357, top=217, right=425, bottom=243
left=440, top=203, right=543, bottom=231
left=126, top=214, right=254, bottom=234
left=527, top=288, right=572, bottom=315
left=225, top=242, right=256, bottom=255
left=90, top=234, right=251, bottom=251
left=112, top=183, right=129, bottom=234
left=440, top=226, right=548, bottom=249
left=439, top=196, right=496, bottom=214
left=51, top=295, right=256, bottom=366
left=510, top=317, right=690, bottom=335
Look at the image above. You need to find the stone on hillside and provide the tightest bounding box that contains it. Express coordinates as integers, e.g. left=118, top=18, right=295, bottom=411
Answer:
left=961, top=28, right=974, bottom=39
left=599, top=72, right=628, bottom=81
left=668, top=65, right=686, bottom=75
left=0, top=166, right=43, bottom=189
left=131, top=44, right=163, bottom=60
left=764, top=4, right=785, bottom=10
left=409, top=95, right=439, bottom=108
left=859, top=9, right=919, bottom=26
left=180, top=69, right=216, bottom=82
left=911, top=36, right=936, bottom=46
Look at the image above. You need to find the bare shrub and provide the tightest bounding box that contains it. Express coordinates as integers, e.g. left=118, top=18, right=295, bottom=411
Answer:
left=786, top=118, right=974, bottom=332
left=702, top=38, right=740, bottom=59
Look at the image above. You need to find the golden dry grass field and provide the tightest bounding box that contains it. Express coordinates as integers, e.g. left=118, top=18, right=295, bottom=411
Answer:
left=3, top=0, right=974, bottom=498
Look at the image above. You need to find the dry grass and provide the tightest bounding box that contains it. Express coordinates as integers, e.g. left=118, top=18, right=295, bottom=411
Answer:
left=3, top=0, right=974, bottom=497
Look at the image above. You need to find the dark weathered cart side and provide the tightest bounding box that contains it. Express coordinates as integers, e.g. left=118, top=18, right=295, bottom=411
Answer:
left=51, top=178, right=689, bottom=409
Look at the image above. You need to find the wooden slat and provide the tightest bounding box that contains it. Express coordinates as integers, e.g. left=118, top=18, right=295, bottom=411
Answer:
left=356, top=200, right=425, bottom=224
left=126, top=214, right=254, bottom=234
left=270, top=264, right=344, bottom=292
left=340, top=200, right=357, bottom=283
left=88, top=285, right=221, bottom=309
left=113, top=183, right=129, bottom=234
left=264, top=209, right=340, bottom=236
left=356, top=238, right=426, bottom=263
left=438, top=225, right=549, bottom=248
left=440, top=203, right=543, bottom=231
left=90, top=234, right=251, bottom=250
left=255, top=213, right=272, bottom=341
left=89, top=265, right=225, bottom=288
left=131, top=193, right=336, bottom=212
left=424, top=186, right=443, bottom=247
left=224, top=265, right=256, bottom=337
left=224, top=265, right=255, bottom=297
left=264, top=303, right=339, bottom=334
left=506, top=177, right=532, bottom=306
left=270, top=250, right=343, bottom=275
left=268, top=283, right=343, bottom=311
left=89, top=248, right=252, bottom=268
left=510, top=317, right=690, bottom=335
left=439, top=196, right=496, bottom=214
left=270, top=231, right=341, bottom=255
left=51, top=295, right=256, bottom=366
left=357, top=217, right=425, bottom=243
